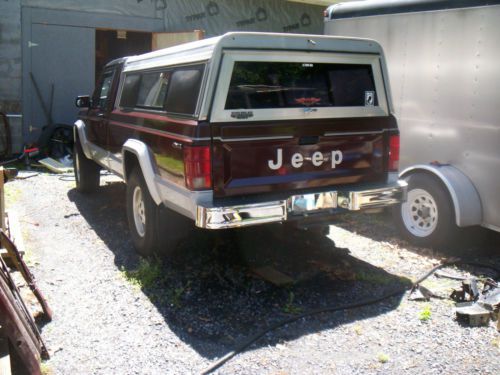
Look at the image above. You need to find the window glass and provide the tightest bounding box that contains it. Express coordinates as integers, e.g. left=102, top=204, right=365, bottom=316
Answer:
left=94, top=71, right=114, bottom=109
left=136, top=71, right=170, bottom=109
left=120, top=74, right=141, bottom=108
left=165, top=65, right=204, bottom=115
left=225, top=62, right=377, bottom=110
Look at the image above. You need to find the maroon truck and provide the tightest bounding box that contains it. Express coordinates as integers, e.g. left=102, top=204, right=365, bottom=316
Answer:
left=74, top=32, right=407, bottom=256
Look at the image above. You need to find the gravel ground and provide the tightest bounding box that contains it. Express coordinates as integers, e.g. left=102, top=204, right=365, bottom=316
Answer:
left=5, top=170, right=500, bottom=375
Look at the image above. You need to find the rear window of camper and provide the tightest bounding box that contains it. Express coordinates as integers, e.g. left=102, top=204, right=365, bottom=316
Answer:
left=225, top=62, right=377, bottom=109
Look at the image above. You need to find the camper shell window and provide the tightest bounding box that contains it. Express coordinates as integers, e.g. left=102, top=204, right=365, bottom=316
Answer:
left=225, top=62, right=378, bottom=110
left=119, top=64, right=205, bottom=116
left=211, top=50, right=388, bottom=122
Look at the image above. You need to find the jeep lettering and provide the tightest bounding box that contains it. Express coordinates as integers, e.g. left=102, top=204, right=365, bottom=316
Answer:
left=268, top=149, right=343, bottom=170
left=74, top=32, right=407, bottom=256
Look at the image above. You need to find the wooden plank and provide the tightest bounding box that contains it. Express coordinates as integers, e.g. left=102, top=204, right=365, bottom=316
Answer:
left=6, top=211, right=24, bottom=257
left=152, top=30, right=204, bottom=50
left=0, top=329, right=12, bottom=375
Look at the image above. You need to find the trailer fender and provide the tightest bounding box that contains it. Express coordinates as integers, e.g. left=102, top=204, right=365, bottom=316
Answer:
left=400, top=165, right=482, bottom=227
left=122, top=139, right=162, bottom=205
left=73, top=120, right=93, bottom=159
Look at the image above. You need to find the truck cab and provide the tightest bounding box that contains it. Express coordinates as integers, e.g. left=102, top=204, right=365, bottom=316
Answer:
left=74, top=32, right=407, bottom=256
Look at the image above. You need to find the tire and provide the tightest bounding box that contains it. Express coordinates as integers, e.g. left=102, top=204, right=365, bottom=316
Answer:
left=73, top=136, right=100, bottom=193
left=126, top=167, right=192, bottom=257
left=392, top=172, right=460, bottom=248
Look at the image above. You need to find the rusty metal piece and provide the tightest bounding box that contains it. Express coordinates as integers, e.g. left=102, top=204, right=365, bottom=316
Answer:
left=450, top=278, right=480, bottom=302
left=0, top=230, right=52, bottom=321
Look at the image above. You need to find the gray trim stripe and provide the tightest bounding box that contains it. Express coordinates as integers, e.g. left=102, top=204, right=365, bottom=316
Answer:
left=214, top=135, right=294, bottom=142
left=327, top=0, right=500, bottom=20
left=324, top=130, right=386, bottom=137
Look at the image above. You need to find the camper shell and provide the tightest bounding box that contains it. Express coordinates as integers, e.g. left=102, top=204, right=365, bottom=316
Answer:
left=74, top=32, right=406, bottom=255
left=325, top=0, right=500, bottom=246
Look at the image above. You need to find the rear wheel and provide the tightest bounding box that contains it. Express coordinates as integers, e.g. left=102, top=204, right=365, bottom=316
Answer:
left=73, top=137, right=100, bottom=193
left=126, top=167, right=192, bottom=257
left=393, top=172, right=460, bottom=248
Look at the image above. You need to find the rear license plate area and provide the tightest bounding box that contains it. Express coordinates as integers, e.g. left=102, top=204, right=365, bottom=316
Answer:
left=289, top=192, right=337, bottom=214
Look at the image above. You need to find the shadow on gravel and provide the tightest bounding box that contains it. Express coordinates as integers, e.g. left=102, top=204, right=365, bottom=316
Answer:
left=68, top=183, right=411, bottom=359
left=331, top=210, right=500, bottom=259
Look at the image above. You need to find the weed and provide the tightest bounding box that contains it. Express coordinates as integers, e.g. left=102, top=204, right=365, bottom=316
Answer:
left=283, top=291, right=302, bottom=314
left=419, top=304, right=432, bottom=322
left=492, top=337, right=500, bottom=349
left=40, top=362, right=54, bottom=375
left=356, top=270, right=392, bottom=285
left=170, top=280, right=191, bottom=308
left=353, top=324, right=363, bottom=335
left=377, top=353, right=389, bottom=363
left=120, top=257, right=162, bottom=289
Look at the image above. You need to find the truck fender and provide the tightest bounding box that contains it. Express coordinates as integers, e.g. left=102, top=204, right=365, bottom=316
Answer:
left=122, top=139, right=162, bottom=205
left=73, top=120, right=93, bottom=159
left=400, top=164, right=482, bottom=227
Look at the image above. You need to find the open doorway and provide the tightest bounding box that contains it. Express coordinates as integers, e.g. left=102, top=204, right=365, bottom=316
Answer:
left=95, top=30, right=152, bottom=82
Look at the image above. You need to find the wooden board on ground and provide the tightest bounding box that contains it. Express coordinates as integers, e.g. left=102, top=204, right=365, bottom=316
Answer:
left=38, top=157, right=73, bottom=173
left=252, top=266, right=294, bottom=286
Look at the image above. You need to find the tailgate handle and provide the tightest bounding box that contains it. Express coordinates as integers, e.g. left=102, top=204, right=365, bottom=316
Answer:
left=299, top=136, right=319, bottom=145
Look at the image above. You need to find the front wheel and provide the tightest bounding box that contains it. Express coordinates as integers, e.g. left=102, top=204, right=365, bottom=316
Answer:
left=393, top=172, right=460, bottom=248
left=73, top=137, right=100, bottom=193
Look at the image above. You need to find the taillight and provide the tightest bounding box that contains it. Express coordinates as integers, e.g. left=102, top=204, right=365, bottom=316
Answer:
left=184, top=145, right=212, bottom=190
left=388, top=134, right=400, bottom=171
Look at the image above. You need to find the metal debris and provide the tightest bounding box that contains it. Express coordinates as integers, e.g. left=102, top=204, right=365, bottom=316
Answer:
left=451, top=277, right=499, bottom=327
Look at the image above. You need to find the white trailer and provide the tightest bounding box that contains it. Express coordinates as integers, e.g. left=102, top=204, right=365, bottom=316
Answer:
left=325, top=0, right=500, bottom=247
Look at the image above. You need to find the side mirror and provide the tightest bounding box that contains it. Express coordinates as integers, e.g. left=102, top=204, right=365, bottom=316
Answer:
left=75, top=95, right=91, bottom=108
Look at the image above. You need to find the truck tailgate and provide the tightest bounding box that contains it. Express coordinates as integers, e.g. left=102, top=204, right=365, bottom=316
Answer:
left=211, top=118, right=394, bottom=198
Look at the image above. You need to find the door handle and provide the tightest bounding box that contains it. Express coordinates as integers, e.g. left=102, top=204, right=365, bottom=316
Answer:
left=97, top=112, right=105, bottom=118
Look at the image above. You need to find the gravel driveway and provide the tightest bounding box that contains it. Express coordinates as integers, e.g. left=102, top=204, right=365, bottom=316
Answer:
left=6, top=171, right=500, bottom=374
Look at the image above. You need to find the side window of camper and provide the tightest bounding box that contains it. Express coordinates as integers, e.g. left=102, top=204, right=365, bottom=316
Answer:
left=120, top=71, right=170, bottom=110
left=165, top=64, right=205, bottom=115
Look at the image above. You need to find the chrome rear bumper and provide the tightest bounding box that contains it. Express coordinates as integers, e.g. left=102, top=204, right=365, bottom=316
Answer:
left=195, top=180, right=407, bottom=229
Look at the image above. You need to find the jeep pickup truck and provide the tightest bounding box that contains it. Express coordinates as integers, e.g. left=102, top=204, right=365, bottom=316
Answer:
left=74, top=32, right=407, bottom=256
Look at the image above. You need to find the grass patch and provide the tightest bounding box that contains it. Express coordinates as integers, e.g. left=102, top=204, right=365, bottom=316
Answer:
left=120, top=258, right=162, bottom=289
left=419, top=304, right=432, bottom=322
left=377, top=353, right=390, bottom=363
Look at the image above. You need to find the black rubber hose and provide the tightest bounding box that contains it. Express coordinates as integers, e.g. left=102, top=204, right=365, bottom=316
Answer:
left=200, top=260, right=500, bottom=375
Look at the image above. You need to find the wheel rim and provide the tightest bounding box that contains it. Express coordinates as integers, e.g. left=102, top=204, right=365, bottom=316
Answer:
left=132, top=186, right=146, bottom=237
left=401, top=188, right=438, bottom=237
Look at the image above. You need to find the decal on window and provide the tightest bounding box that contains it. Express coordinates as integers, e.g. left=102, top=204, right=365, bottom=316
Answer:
left=365, top=91, right=375, bottom=106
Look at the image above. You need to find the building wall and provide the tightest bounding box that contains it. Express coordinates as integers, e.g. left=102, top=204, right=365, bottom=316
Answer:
left=0, top=0, right=324, bottom=152
left=0, top=0, right=21, bottom=114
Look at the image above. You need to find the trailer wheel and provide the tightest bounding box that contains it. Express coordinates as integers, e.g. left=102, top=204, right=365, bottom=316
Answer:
left=126, top=167, right=191, bottom=257
left=73, top=136, right=100, bottom=193
left=393, top=173, right=460, bottom=248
